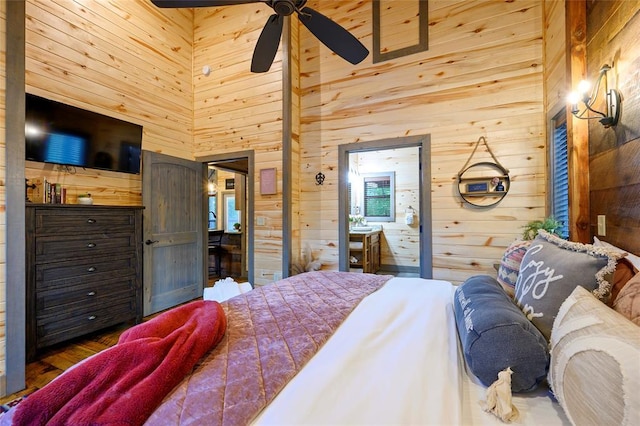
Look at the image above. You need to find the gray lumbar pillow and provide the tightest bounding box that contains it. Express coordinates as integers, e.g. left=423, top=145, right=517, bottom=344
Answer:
left=514, top=230, right=621, bottom=341
left=454, top=275, right=549, bottom=393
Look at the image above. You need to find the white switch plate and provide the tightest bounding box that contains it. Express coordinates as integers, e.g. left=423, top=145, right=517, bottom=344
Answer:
left=597, top=215, right=606, bottom=236
left=256, top=216, right=266, bottom=226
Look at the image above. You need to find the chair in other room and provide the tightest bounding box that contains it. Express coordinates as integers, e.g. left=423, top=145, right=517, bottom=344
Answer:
left=208, top=230, right=228, bottom=278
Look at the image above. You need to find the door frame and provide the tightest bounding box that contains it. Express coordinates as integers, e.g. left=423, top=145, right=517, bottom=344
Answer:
left=197, top=151, right=255, bottom=285
left=338, top=135, right=432, bottom=277
left=5, top=0, right=27, bottom=395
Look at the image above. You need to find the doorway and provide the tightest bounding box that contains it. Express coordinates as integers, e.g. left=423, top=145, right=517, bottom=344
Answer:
left=338, top=135, right=432, bottom=278
left=198, top=151, right=255, bottom=286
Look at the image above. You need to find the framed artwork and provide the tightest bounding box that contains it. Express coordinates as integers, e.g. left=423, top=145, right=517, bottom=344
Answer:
left=260, top=168, right=277, bottom=195
left=225, top=179, right=235, bottom=190
left=466, top=182, right=489, bottom=193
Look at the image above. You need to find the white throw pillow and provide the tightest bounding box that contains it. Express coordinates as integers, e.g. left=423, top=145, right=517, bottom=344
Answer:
left=548, top=286, right=640, bottom=426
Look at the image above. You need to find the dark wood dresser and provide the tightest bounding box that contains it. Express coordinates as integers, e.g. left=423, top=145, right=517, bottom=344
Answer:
left=26, top=204, right=143, bottom=360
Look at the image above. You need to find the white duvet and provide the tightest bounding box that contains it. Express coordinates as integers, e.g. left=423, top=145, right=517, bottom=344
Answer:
left=255, top=277, right=569, bottom=426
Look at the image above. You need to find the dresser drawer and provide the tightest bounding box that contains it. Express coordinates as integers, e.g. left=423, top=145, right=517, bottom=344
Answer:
left=36, top=276, right=137, bottom=314
left=34, top=234, right=138, bottom=262
left=36, top=255, right=137, bottom=287
left=35, top=208, right=136, bottom=236
left=36, top=299, right=137, bottom=348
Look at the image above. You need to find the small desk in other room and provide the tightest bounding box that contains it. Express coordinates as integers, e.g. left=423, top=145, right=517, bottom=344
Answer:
left=208, top=230, right=243, bottom=279
left=349, top=230, right=381, bottom=273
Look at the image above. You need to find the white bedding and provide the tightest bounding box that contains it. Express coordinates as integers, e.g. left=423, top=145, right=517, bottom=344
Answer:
left=255, top=277, right=569, bottom=425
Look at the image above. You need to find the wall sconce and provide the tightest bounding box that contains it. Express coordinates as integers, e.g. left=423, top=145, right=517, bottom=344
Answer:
left=315, top=172, right=325, bottom=185
left=567, top=64, right=622, bottom=128
left=208, top=182, right=217, bottom=195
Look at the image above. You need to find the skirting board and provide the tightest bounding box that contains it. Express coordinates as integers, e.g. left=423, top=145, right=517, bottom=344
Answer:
left=378, top=265, right=420, bottom=275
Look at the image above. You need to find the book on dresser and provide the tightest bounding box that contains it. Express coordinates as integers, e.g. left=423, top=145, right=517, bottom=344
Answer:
left=25, top=204, right=144, bottom=361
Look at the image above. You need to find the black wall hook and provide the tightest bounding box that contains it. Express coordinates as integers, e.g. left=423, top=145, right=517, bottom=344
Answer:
left=315, top=172, right=325, bottom=185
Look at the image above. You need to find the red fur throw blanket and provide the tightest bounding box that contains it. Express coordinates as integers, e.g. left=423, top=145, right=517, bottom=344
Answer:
left=12, top=300, right=226, bottom=426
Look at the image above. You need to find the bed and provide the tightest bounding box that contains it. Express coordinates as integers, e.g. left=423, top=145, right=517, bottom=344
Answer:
left=5, top=231, right=640, bottom=426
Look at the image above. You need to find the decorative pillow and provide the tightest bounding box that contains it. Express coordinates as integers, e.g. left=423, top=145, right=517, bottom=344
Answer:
left=548, top=286, right=640, bottom=426
left=514, top=230, right=621, bottom=340
left=496, top=240, right=531, bottom=297
left=593, top=236, right=640, bottom=272
left=612, top=272, right=640, bottom=326
left=608, top=258, right=637, bottom=305
left=453, top=275, right=549, bottom=393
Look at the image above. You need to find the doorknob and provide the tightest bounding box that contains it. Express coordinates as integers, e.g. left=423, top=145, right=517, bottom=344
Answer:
left=145, top=239, right=159, bottom=245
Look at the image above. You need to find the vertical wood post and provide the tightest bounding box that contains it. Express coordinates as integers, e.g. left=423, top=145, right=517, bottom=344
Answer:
left=565, top=0, right=590, bottom=243
left=5, top=0, right=27, bottom=394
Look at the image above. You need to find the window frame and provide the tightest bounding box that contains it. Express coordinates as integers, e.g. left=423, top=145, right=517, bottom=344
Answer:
left=223, top=191, right=241, bottom=233
left=361, top=171, right=395, bottom=222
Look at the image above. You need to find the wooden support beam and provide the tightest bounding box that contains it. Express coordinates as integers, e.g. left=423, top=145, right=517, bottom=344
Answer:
left=565, top=0, right=590, bottom=243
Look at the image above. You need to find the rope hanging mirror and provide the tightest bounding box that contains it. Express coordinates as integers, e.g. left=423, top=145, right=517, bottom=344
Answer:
left=457, top=136, right=510, bottom=207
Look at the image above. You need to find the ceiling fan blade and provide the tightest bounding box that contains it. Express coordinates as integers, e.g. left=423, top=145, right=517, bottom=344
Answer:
left=251, top=14, right=284, bottom=73
left=298, top=6, right=368, bottom=65
left=151, top=0, right=259, bottom=8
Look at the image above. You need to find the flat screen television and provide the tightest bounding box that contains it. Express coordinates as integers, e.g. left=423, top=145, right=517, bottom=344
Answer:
left=25, top=93, right=143, bottom=174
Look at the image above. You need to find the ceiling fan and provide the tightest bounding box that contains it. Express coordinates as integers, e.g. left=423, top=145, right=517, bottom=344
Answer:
left=151, top=0, right=369, bottom=73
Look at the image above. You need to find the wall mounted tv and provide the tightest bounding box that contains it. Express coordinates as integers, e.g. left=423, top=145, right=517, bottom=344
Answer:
left=25, top=93, right=143, bottom=174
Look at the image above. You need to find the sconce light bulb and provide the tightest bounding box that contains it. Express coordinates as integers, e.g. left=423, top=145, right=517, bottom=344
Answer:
left=577, top=79, right=591, bottom=95
left=567, top=91, right=580, bottom=105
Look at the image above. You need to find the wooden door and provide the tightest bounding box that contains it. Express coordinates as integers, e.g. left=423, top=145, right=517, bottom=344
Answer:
left=142, top=151, right=206, bottom=316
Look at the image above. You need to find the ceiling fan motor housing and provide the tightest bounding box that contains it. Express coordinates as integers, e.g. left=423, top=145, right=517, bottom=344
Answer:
left=272, top=0, right=298, bottom=16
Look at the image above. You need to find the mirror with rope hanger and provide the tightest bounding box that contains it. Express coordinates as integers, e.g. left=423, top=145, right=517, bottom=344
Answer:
left=150, top=0, right=369, bottom=72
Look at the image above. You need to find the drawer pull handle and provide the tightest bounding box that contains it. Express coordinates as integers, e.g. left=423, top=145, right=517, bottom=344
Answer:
left=87, top=266, right=97, bottom=272
left=87, top=218, right=96, bottom=224
left=86, top=243, right=96, bottom=248
left=87, top=291, right=96, bottom=296
left=88, top=315, right=97, bottom=321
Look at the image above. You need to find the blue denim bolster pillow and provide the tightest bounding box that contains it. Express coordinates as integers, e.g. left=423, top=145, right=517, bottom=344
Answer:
left=454, top=275, right=549, bottom=392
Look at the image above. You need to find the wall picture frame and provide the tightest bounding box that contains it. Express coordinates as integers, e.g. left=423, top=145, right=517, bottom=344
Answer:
left=225, top=179, right=235, bottom=190
left=260, top=167, right=277, bottom=195
left=372, top=0, right=429, bottom=63
left=466, top=182, right=489, bottom=193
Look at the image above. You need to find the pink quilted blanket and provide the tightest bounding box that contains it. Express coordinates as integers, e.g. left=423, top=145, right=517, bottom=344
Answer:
left=146, top=271, right=392, bottom=426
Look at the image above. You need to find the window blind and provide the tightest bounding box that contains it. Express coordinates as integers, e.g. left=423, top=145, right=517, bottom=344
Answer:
left=551, top=116, right=569, bottom=239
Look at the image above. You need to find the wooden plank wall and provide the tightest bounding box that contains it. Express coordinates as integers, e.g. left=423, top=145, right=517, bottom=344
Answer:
left=298, top=0, right=547, bottom=283
left=543, top=0, right=567, bottom=114
left=23, top=0, right=194, bottom=205
left=587, top=1, right=640, bottom=255
left=192, top=4, right=286, bottom=284
left=0, top=0, right=6, bottom=382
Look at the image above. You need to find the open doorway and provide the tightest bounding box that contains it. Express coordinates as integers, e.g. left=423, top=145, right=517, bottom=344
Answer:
left=199, top=152, right=255, bottom=286
left=338, top=136, right=432, bottom=278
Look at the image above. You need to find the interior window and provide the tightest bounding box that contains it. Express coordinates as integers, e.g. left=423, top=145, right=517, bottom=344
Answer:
left=224, top=193, right=241, bottom=232
left=362, top=172, right=395, bottom=222
left=550, top=110, right=569, bottom=239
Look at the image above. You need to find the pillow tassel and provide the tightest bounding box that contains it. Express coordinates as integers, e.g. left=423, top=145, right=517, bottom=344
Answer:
left=482, top=367, right=520, bottom=423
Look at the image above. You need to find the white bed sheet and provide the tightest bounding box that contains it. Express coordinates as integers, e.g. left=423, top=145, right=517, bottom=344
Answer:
left=254, top=277, right=570, bottom=425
